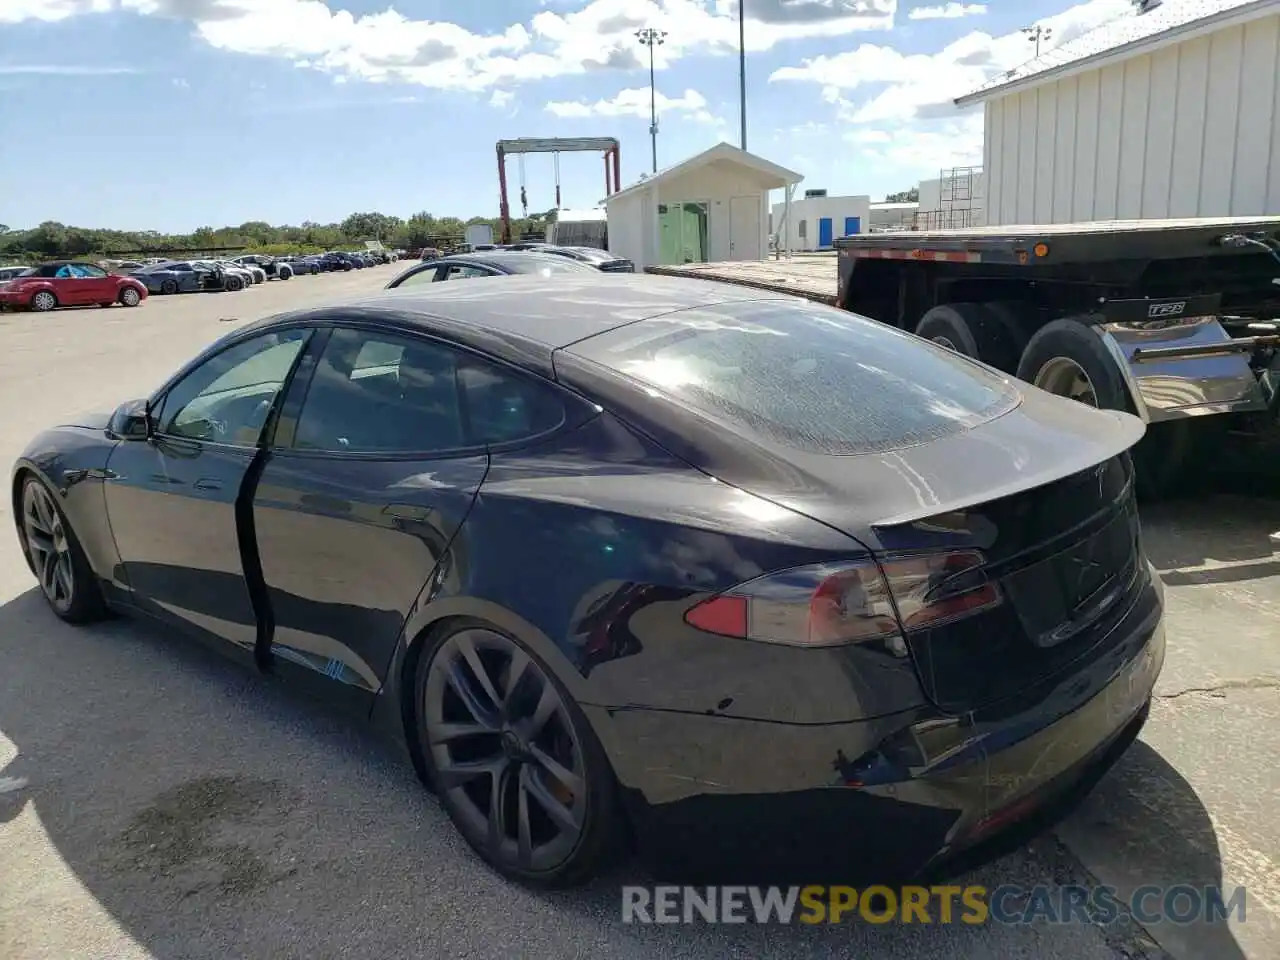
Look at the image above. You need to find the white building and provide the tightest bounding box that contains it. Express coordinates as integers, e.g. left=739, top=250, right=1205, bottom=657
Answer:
left=867, top=201, right=919, bottom=231
left=769, top=193, right=872, bottom=250
left=605, top=143, right=803, bottom=270
left=956, top=0, right=1280, bottom=225
left=915, top=169, right=988, bottom=228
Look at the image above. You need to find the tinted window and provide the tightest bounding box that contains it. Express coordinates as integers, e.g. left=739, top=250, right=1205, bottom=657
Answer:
left=160, top=329, right=310, bottom=445
left=393, top=266, right=441, bottom=288
left=459, top=362, right=565, bottom=444
left=442, top=265, right=492, bottom=280
left=503, top=257, right=590, bottom=275
left=573, top=300, right=1020, bottom=455
left=292, top=329, right=465, bottom=453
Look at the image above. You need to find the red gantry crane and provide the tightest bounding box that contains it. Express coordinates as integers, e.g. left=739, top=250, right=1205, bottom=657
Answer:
left=496, top=137, right=622, bottom=244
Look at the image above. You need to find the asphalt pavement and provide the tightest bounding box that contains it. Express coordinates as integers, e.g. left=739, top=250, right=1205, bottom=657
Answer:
left=0, top=264, right=1276, bottom=959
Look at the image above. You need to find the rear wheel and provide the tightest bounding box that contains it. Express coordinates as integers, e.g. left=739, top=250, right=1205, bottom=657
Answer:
left=915, top=303, right=1021, bottom=373
left=1017, top=318, right=1190, bottom=499
left=416, top=622, right=622, bottom=887
left=160, top=278, right=178, bottom=295
left=225, top=276, right=245, bottom=292
left=30, top=290, right=57, bottom=312
left=19, top=476, right=106, bottom=623
left=279, top=267, right=293, bottom=280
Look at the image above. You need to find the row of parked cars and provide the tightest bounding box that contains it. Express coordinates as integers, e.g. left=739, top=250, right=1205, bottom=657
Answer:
left=0, top=249, right=402, bottom=313
left=417, top=242, right=635, bottom=273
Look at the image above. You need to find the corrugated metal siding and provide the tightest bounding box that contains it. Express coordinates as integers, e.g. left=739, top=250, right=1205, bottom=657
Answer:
left=985, top=14, right=1280, bottom=225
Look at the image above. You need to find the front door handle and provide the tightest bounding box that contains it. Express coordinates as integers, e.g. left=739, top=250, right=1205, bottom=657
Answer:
left=194, top=477, right=222, bottom=491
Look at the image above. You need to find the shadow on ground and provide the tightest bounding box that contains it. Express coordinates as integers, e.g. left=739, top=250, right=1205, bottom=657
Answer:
left=0, top=576, right=1245, bottom=959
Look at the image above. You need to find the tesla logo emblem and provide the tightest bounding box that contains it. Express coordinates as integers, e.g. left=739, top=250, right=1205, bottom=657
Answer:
left=1148, top=301, right=1186, bottom=318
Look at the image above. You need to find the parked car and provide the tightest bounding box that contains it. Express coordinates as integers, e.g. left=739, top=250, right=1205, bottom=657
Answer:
left=10, top=274, right=1161, bottom=889
left=131, top=261, right=222, bottom=295
left=532, top=245, right=635, bottom=273
left=232, top=254, right=295, bottom=280
left=0, top=260, right=146, bottom=311
left=386, top=251, right=596, bottom=288
left=196, top=261, right=253, bottom=291
left=276, top=256, right=319, bottom=276
left=319, top=252, right=358, bottom=272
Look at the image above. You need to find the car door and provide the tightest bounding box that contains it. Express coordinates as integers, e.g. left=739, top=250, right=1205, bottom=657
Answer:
left=73, top=262, right=117, bottom=302
left=251, top=325, right=491, bottom=711
left=50, top=263, right=88, bottom=305
left=102, top=327, right=313, bottom=656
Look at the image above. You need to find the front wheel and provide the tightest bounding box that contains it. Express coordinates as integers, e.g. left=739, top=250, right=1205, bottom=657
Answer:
left=19, top=476, right=106, bottom=623
left=160, top=278, right=178, bottom=295
left=279, top=267, right=293, bottom=280
left=416, top=623, right=622, bottom=887
left=30, top=290, right=57, bottom=312
left=224, top=276, right=244, bottom=292
left=119, top=286, right=141, bottom=307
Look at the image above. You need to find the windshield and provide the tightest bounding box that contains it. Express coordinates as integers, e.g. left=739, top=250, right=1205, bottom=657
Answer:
left=572, top=299, right=1021, bottom=455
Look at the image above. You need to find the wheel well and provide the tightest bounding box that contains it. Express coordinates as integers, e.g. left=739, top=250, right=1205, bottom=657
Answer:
left=11, top=467, right=36, bottom=572
left=398, top=615, right=469, bottom=789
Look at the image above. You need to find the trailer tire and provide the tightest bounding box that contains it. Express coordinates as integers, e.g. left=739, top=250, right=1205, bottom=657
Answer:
left=915, top=303, right=1021, bottom=373
left=981, top=301, right=1037, bottom=359
left=1016, top=317, right=1188, bottom=500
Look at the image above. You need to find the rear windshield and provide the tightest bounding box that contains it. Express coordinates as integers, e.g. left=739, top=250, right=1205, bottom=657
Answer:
left=572, top=300, right=1021, bottom=455
left=504, top=257, right=591, bottom=275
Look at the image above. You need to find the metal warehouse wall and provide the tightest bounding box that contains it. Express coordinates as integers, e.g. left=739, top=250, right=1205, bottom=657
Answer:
left=984, top=13, right=1280, bottom=225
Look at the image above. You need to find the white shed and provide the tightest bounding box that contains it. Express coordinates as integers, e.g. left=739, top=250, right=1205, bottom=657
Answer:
left=769, top=193, right=872, bottom=250
left=955, top=0, right=1280, bottom=225
left=605, top=143, right=803, bottom=270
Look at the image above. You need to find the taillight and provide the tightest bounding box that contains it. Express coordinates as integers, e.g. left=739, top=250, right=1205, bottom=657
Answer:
left=683, top=551, right=1001, bottom=647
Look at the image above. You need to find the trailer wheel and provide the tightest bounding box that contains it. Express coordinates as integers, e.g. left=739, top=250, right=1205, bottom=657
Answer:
left=915, top=303, right=1020, bottom=373
left=1016, top=317, right=1189, bottom=500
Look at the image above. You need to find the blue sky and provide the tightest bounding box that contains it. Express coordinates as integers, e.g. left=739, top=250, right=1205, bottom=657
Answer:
left=0, top=0, right=1135, bottom=232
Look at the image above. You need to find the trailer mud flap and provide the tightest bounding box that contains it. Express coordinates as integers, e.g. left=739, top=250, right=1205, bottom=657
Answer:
left=1096, top=300, right=1267, bottom=422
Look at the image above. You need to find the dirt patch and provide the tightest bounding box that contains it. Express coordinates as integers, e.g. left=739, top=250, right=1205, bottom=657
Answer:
left=111, top=775, right=299, bottom=899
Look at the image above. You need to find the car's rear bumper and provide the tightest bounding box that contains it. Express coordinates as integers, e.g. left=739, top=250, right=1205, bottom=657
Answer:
left=591, top=579, right=1164, bottom=883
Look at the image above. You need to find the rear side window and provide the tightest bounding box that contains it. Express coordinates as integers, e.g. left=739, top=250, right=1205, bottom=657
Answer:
left=571, top=300, right=1020, bottom=455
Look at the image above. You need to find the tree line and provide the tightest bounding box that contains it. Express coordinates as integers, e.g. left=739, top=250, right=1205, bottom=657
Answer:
left=0, top=209, right=559, bottom=263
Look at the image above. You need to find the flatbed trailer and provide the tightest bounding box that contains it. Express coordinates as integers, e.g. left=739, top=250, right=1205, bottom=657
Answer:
left=834, top=216, right=1280, bottom=495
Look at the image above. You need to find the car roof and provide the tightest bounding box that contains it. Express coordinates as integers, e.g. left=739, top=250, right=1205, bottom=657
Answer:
left=438, top=250, right=569, bottom=267
left=251, top=273, right=801, bottom=377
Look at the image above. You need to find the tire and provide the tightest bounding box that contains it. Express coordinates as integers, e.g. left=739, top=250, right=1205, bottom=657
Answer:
left=18, top=474, right=106, bottom=624
left=118, top=286, right=141, bottom=307
left=30, top=290, right=57, bottom=312
left=279, top=267, right=293, bottom=280
left=225, top=276, right=244, bottom=292
left=415, top=620, right=623, bottom=888
left=915, top=303, right=1021, bottom=373
left=982, top=300, right=1037, bottom=360
left=160, top=278, right=178, bottom=295
left=1016, top=317, right=1189, bottom=499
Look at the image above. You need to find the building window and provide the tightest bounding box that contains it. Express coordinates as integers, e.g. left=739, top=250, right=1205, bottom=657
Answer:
left=798, top=219, right=807, bottom=239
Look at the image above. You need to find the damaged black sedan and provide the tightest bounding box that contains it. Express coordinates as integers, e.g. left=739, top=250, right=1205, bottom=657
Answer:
left=11, top=274, right=1163, bottom=888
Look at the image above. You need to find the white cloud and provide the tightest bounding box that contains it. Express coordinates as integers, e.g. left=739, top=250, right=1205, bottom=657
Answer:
left=908, top=2, right=985, bottom=19
left=2, top=0, right=897, bottom=90
left=171, top=76, right=189, bottom=87
left=769, top=0, right=1132, bottom=174
left=546, top=86, right=719, bottom=124
left=489, top=89, right=514, bottom=108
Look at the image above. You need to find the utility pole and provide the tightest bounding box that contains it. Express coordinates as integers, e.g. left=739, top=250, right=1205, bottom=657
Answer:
left=636, top=27, right=666, bottom=172
left=1021, top=23, right=1052, bottom=56
left=738, top=0, right=747, bottom=151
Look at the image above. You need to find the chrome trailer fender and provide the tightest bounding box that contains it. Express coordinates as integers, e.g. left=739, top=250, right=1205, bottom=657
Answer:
left=1095, top=313, right=1269, bottom=424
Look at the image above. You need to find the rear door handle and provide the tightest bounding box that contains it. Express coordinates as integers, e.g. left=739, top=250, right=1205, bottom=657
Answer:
left=194, top=477, right=222, bottom=491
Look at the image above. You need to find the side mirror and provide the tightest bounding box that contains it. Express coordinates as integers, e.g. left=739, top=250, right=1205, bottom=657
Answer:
left=113, top=400, right=155, bottom=441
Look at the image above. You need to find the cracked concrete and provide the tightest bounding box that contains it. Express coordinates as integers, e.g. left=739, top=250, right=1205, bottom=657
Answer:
left=1155, top=676, right=1280, bottom=700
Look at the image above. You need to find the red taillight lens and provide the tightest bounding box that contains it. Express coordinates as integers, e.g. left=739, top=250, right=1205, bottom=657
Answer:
left=683, top=551, right=1001, bottom=647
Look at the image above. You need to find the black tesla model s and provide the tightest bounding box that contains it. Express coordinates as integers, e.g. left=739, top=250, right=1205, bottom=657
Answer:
left=11, top=274, right=1164, bottom=887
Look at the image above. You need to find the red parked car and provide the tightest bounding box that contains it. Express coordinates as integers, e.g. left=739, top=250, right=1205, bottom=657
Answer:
left=0, top=261, right=147, bottom=312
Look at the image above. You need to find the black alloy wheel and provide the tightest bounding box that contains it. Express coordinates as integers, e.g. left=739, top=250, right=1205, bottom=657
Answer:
left=20, top=477, right=104, bottom=622
left=418, top=625, right=619, bottom=885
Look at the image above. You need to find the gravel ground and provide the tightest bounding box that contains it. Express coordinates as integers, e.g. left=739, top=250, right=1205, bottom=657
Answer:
left=0, top=265, right=1274, bottom=960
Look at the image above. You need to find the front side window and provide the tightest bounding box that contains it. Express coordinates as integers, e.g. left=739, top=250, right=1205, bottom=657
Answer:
left=392, top=266, right=440, bottom=289
left=292, top=329, right=466, bottom=454
left=76, top=263, right=107, bottom=277
left=159, top=329, right=311, bottom=445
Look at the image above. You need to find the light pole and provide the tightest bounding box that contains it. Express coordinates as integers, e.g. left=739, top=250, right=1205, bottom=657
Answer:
left=1021, top=24, right=1052, bottom=56
left=636, top=27, right=666, bottom=172
left=738, top=0, right=747, bottom=151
